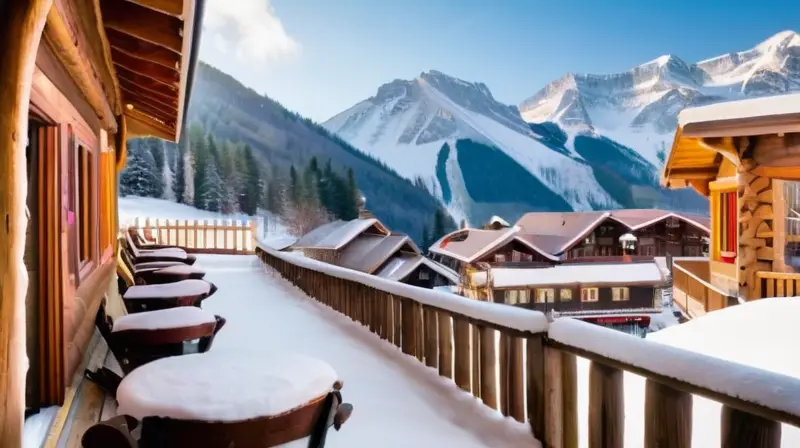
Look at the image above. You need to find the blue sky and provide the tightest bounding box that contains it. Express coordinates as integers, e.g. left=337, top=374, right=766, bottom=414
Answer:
left=199, top=0, right=799, bottom=122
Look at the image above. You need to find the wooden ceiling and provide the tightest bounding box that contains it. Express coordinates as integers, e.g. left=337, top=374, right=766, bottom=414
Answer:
left=99, top=0, right=196, bottom=141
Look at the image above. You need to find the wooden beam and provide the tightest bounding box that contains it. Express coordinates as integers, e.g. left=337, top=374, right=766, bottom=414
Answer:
left=120, top=86, right=178, bottom=116
left=115, top=65, right=178, bottom=99
left=0, top=2, right=53, bottom=446
left=44, top=5, right=118, bottom=131
left=666, top=167, right=718, bottom=180
left=128, top=0, right=184, bottom=17
left=125, top=108, right=176, bottom=141
left=110, top=47, right=179, bottom=87
left=126, top=98, right=176, bottom=126
left=118, top=77, right=178, bottom=108
left=101, top=0, right=184, bottom=54
left=105, top=28, right=180, bottom=70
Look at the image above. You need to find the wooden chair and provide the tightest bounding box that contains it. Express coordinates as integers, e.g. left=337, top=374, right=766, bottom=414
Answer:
left=123, top=279, right=218, bottom=313
left=124, top=231, right=197, bottom=265
left=119, top=240, right=206, bottom=285
left=85, top=303, right=226, bottom=398
left=128, top=227, right=187, bottom=251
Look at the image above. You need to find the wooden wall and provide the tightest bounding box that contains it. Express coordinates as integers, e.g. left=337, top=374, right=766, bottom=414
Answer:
left=492, top=285, right=657, bottom=312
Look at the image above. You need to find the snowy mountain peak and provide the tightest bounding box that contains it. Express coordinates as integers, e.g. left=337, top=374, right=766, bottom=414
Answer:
left=520, top=30, right=800, bottom=162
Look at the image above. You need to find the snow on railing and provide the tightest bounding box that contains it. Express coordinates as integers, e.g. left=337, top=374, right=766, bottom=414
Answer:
left=255, top=240, right=800, bottom=447
left=124, top=217, right=258, bottom=254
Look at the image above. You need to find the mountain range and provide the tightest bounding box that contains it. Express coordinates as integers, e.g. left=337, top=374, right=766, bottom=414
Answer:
left=322, top=30, right=800, bottom=226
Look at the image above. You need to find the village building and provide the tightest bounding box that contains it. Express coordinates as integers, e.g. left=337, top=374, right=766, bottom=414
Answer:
left=663, top=92, right=800, bottom=318
left=290, top=217, right=457, bottom=288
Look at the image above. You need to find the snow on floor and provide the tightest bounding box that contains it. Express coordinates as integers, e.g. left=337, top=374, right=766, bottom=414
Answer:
left=23, top=405, right=60, bottom=448
left=195, top=254, right=539, bottom=448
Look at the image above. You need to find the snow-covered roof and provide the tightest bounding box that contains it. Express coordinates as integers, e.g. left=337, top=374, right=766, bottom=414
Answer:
left=374, top=254, right=459, bottom=285
left=487, top=215, right=510, bottom=228
left=261, top=235, right=297, bottom=251
left=471, top=261, right=664, bottom=288
left=292, top=218, right=389, bottom=251
left=339, top=234, right=415, bottom=274
left=430, top=226, right=558, bottom=263
left=679, top=92, right=800, bottom=127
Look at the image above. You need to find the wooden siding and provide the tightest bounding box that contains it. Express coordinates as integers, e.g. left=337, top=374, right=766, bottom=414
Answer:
left=493, top=286, right=656, bottom=312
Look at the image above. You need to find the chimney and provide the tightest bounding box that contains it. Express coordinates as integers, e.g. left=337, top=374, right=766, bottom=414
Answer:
left=357, top=193, right=373, bottom=219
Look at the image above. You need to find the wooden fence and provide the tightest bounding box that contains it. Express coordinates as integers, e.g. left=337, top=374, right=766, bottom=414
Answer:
left=124, top=217, right=258, bottom=255
left=671, top=261, right=734, bottom=318
left=256, top=241, right=800, bottom=448
left=754, top=271, right=800, bottom=299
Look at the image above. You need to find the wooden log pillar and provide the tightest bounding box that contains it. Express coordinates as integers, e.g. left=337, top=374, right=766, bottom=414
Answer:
left=453, top=316, right=471, bottom=392
left=0, top=1, right=53, bottom=445
left=479, top=326, right=497, bottom=410
left=644, top=379, right=692, bottom=448
left=737, top=165, right=775, bottom=300
left=588, top=362, right=624, bottom=448
left=721, top=405, right=780, bottom=448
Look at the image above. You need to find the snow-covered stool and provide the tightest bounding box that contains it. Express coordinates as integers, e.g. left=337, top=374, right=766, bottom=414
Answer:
left=123, top=279, right=218, bottom=313
left=83, top=351, right=353, bottom=448
left=85, top=306, right=226, bottom=397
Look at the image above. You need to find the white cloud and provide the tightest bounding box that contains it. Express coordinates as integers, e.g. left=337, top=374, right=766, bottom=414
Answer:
left=202, top=0, right=300, bottom=67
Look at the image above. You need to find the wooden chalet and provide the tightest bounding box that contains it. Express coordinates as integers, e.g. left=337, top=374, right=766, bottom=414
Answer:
left=663, top=92, right=800, bottom=317
left=471, top=260, right=666, bottom=315
left=0, top=1, right=203, bottom=445
left=291, top=218, right=457, bottom=288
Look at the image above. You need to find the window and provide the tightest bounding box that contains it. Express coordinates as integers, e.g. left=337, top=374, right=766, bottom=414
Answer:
left=518, top=290, right=530, bottom=304
left=511, top=250, right=521, bottom=262
left=784, top=182, right=800, bottom=271
left=76, top=144, right=95, bottom=266
left=612, top=287, right=629, bottom=301
left=684, top=245, right=701, bottom=257
left=640, top=245, right=656, bottom=256
left=560, top=288, right=573, bottom=301
left=585, top=234, right=596, bottom=245
left=715, top=190, right=737, bottom=263
left=505, top=290, right=519, bottom=305
left=495, top=253, right=506, bottom=263
left=536, top=288, right=555, bottom=303
left=581, top=287, right=599, bottom=302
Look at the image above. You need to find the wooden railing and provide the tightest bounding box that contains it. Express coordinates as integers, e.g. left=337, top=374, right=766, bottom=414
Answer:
left=754, top=271, right=800, bottom=299
left=124, top=217, right=258, bottom=255
left=671, top=260, right=734, bottom=317
left=256, top=241, right=800, bottom=447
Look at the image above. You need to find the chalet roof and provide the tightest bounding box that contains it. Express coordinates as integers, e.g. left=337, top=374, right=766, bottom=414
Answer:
left=375, top=254, right=459, bottom=285
left=470, top=261, right=665, bottom=289
left=678, top=93, right=800, bottom=138
left=292, top=218, right=389, bottom=251
left=515, top=209, right=710, bottom=255
left=100, top=0, right=206, bottom=142
left=339, top=234, right=415, bottom=274
left=261, top=235, right=297, bottom=251
left=429, top=227, right=519, bottom=263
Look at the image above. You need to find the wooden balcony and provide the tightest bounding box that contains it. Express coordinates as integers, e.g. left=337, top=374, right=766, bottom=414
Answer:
left=754, top=271, right=800, bottom=298
left=670, top=259, right=736, bottom=318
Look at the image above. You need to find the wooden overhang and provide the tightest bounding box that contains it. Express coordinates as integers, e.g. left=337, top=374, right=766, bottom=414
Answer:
left=100, top=0, right=205, bottom=142
left=662, top=93, right=800, bottom=195
left=44, top=0, right=205, bottom=145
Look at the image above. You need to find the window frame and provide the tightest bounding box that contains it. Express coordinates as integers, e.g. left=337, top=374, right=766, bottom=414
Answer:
left=711, top=186, right=738, bottom=264
left=581, top=287, right=599, bottom=302
left=560, top=288, right=573, bottom=301
left=73, top=138, right=98, bottom=280
left=612, top=287, right=630, bottom=301
left=536, top=288, right=555, bottom=303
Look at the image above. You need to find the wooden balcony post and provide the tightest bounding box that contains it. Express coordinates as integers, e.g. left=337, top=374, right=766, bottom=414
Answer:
left=0, top=1, right=53, bottom=445
left=453, top=316, right=471, bottom=392
left=644, top=379, right=692, bottom=448
left=438, top=312, right=453, bottom=379
left=479, top=326, right=497, bottom=410
left=721, top=405, right=780, bottom=448
left=588, top=362, right=624, bottom=448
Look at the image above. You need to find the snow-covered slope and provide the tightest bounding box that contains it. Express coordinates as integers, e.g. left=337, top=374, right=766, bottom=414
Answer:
left=323, top=71, right=624, bottom=224
left=519, top=30, right=800, bottom=165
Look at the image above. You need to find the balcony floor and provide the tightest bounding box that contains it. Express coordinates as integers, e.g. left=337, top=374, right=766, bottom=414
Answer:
left=197, top=255, right=537, bottom=447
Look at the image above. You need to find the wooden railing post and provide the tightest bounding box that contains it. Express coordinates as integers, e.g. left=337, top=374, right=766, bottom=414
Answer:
left=720, top=405, right=781, bottom=448
left=438, top=312, right=453, bottom=379
left=644, top=379, right=692, bottom=448
left=401, top=298, right=417, bottom=357
left=479, top=326, right=497, bottom=410
left=424, top=306, right=438, bottom=370
left=508, top=336, right=525, bottom=423
left=526, top=335, right=545, bottom=440
left=588, top=362, right=624, bottom=448
left=453, top=316, right=471, bottom=392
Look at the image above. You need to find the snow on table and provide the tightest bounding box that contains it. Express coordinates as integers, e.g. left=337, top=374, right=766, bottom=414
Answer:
left=112, top=307, right=218, bottom=333
left=194, top=254, right=540, bottom=448
left=116, top=350, right=339, bottom=422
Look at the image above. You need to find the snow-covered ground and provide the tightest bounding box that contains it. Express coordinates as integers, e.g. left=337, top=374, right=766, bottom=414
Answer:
left=119, top=196, right=287, bottom=239
left=198, top=254, right=539, bottom=447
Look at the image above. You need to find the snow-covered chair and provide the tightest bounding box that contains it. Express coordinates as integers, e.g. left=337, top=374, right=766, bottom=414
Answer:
left=128, top=227, right=187, bottom=251
left=124, top=231, right=197, bottom=266
left=123, top=279, right=218, bottom=313
left=85, top=303, right=226, bottom=397
left=119, top=241, right=206, bottom=285
left=82, top=352, right=353, bottom=448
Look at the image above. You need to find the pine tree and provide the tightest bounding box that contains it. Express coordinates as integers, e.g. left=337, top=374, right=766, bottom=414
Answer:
left=119, top=143, right=161, bottom=197
left=421, top=225, right=431, bottom=252
left=189, top=124, right=208, bottom=209
left=266, top=178, right=283, bottom=215
left=289, top=165, right=300, bottom=204
left=433, top=208, right=446, bottom=242
left=201, top=159, right=224, bottom=212
left=341, top=168, right=359, bottom=220
left=173, top=140, right=186, bottom=203
left=240, top=144, right=261, bottom=215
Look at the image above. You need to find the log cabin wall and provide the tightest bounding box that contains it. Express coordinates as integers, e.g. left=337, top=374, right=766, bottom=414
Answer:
left=737, top=171, right=774, bottom=299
